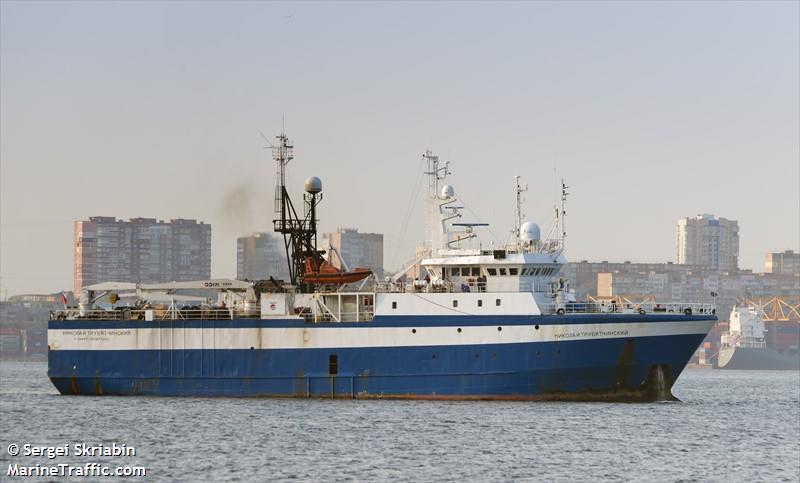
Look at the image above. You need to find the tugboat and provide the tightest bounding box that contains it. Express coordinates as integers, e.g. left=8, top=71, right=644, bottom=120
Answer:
left=47, top=132, right=717, bottom=400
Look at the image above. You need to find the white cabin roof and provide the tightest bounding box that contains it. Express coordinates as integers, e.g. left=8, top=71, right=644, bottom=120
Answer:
left=421, top=252, right=565, bottom=266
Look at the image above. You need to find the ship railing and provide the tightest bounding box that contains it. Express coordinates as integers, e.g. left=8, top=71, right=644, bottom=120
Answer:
left=734, top=336, right=767, bottom=349
left=372, top=280, right=510, bottom=294
left=303, top=310, right=375, bottom=324
left=542, top=302, right=716, bottom=316
left=50, top=307, right=262, bottom=321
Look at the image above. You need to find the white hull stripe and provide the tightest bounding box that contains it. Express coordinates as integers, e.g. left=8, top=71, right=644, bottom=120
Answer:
left=48, top=321, right=714, bottom=351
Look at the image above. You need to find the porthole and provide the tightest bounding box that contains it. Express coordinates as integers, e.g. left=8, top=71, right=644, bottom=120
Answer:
left=478, top=300, right=483, bottom=307
left=457, top=328, right=462, bottom=333
left=535, top=325, right=540, bottom=330
left=392, top=301, right=397, bottom=309
left=497, top=326, right=502, bottom=332
left=412, top=329, right=417, bottom=334
left=496, top=299, right=501, bottom=306
left=453, top=300, right=458, bottom=308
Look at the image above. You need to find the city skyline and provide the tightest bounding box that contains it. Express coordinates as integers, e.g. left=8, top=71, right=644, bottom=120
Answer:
left=2, top=1, right=798, bottom=295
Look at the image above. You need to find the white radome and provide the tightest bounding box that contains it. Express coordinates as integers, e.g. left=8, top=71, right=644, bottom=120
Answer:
left=441, top=184, right=455, bottom=199
left=305, top=176, right=322, bottom=194
left=520, top=221, right=541, bottom=241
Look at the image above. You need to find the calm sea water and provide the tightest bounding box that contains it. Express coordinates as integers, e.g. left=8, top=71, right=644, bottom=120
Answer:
left=1, top=361, right=798, bottom=482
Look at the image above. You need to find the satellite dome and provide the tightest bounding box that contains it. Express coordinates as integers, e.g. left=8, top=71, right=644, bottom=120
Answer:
left=441, top=184, right=455, bottom=199
left=520, top=221, right=541, bottom=241
left=304, top=176, right=322, bottom=194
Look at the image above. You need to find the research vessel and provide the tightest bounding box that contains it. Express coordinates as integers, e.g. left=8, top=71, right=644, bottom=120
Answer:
left=48, top=133, right=717, bottom=400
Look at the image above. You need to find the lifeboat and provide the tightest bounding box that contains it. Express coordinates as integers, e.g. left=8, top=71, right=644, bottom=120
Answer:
left=302, top=257, right=372, bottom=285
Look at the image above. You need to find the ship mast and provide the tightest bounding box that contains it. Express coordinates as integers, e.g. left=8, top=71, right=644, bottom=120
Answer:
left=513, top=175, right=528, bottom=251
left=423, top=150, right=451, bottom=252
left=558, top=179, right=568, bottom=253
left=270, top=132, right=322, bottom=291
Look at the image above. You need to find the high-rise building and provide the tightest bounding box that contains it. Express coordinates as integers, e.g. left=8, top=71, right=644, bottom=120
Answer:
left=765, top=250, right=800, bottom=277
left=676, top=214, right=739, bottom=271
left=323, top=228, right=384, bottom=278
left=236, top=233, right=290, bottom=281
left=73, top=217, right=211, bottom=294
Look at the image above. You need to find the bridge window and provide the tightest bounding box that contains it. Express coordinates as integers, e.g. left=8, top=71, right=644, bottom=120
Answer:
left=471, top=267, right=480, bottom=276
left=509, top=268, right=518, bottom=275
left=487, top=268, right=497, bottom=276
left=461, top=267, right=471, bottom=276
left=451, top=267, right=460, bottom=276
left=499, top=268, right=507, bottom=276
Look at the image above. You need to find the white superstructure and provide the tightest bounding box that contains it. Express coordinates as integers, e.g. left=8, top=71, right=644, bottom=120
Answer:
left=722, top=305, right=767, bottom=349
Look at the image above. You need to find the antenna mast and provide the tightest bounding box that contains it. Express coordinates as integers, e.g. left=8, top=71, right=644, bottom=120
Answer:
left=270, top=132, right=323, bottom=291
left=273, top=133, right=293, bottom=224
left=423, top=150, right=450, bottom=199
left=423, top=150, right=451, bottom=251
left=559, top=179, right=569, bottom=252
left=513, top=175, right=528, bottom=250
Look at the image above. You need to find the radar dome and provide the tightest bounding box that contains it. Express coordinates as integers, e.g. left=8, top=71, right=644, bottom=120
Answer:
left=441, top=184, right=455, bottom=199
left=520, top=222, right=541, bottom=241
left=304, top=176, right=322, bottom=194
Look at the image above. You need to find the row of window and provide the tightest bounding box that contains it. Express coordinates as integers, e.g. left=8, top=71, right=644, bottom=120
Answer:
left=486, top=267, right=558, bottom=277
left=443, top=266, right=558, bottom=277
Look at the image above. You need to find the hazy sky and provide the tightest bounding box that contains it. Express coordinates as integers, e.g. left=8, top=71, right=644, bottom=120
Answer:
left=1, top=1, right=798, bottom=295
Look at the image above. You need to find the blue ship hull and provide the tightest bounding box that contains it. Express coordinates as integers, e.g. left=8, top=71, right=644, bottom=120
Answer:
left=47, top=314, right=715, bottom=401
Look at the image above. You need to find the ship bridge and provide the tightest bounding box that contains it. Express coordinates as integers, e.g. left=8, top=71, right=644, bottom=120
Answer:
left=420, top=250, right=566, bottom=294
